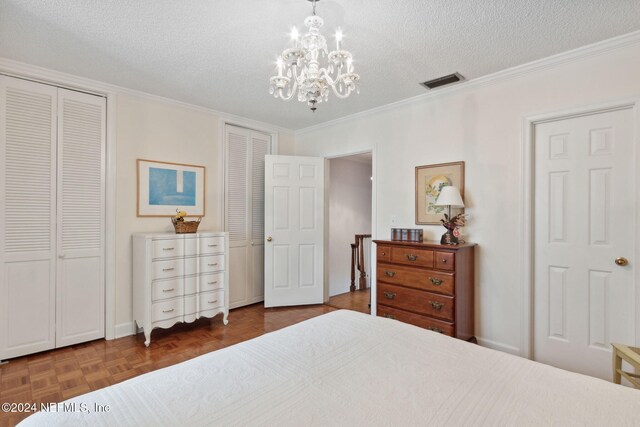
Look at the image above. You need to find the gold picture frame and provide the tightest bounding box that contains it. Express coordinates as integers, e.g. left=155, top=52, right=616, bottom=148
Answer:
left=415, top=161, right=465, bottom=224
left=137, top=159, right=206, bottom=217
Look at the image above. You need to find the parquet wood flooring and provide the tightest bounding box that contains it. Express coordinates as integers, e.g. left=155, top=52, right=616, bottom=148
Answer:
left=0, top=303, right=336, bottom=426
left=327, top=288, right=371, bottom=314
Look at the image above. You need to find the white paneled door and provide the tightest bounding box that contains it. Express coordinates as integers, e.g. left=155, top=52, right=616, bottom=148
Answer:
left=264, top=155, right=326, bottom=307
left=0, top=76, right=106, bottom=360
left=534, top=108, right=636, bottom=380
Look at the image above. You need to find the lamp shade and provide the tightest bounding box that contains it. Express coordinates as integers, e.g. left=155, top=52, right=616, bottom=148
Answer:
left=435, top=185, right=464, bottom=207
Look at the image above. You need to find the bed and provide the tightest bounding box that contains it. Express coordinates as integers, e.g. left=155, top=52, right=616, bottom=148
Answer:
left=20, top=310, right=640, bottom=426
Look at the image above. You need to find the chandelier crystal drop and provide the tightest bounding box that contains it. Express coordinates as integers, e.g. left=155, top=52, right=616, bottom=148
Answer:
left=269, top=0, right=360, bottom=112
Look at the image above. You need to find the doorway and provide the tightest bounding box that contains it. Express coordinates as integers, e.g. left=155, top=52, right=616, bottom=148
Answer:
left=531, top=105, right=638, bottom=381
left=326, top=152, right=373, bottom=314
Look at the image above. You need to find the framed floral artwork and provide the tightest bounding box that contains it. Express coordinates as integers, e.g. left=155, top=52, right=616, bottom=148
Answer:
left=415, top=161, right=465, bottom=224
left=137, top=159, right=206, bottom=217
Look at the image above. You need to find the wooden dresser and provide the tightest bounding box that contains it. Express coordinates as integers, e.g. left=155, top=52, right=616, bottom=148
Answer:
left=133, top=231, right=229, bottom=346
left=373, top=240, right=476, bottom=342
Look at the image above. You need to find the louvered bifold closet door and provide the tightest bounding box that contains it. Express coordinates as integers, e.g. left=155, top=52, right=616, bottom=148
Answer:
left=225, top=125, right=271, bottom=308
left=0, top=77, right=57, bottom=360
left=249, top=133, right=270, bottom=302
left=55, top=89, right=106, bottom=347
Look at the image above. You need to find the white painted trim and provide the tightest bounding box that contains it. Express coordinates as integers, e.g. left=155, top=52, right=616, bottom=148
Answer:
left=0, top=57, right=293, bottom=135
left=476, top=336, right=521, bottom=356
left=520, top=98, right=640, bottom=359
left=296, top=30, right=640, bottom=136
left=114, top=322, right=136, bottom=339
left=104, top=92, right=117, bottom=340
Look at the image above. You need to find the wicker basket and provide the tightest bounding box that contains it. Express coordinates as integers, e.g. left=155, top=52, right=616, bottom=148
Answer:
left=171, top=217, right=201, bottom=234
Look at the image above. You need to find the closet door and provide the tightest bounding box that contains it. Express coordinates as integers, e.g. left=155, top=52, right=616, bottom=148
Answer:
left=0, top=77, right=57, bottom=359
left=225, top=125, right=271, bottom=309
left=55, top=89, right=106, bottom=347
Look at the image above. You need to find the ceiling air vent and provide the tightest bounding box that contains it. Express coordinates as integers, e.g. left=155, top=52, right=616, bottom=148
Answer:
left=420, top=72, right=465, bottom=90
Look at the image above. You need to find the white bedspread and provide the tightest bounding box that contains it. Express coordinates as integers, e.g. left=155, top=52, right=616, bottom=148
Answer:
left=20, top=310, right=640, bottom=426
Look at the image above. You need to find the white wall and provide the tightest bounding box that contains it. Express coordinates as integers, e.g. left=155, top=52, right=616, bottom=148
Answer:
left=294, top=41, right=640, bottom=354
left=329, top=157, right=372, bottom=296
left=115, top=94, right=292, bottom=331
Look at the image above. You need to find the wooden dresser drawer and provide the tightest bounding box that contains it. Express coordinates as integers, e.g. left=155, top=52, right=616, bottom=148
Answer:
left=377, top=305, right=454, bottom=336
left=435, top=251, right=455, bottom=271
left=377, top=264, right=454, bottom=296
left=390, top=246, right=434, bottom=268
left=377, top=245, right=391, bottom=262
left=377, top=283, right=454, bottom=321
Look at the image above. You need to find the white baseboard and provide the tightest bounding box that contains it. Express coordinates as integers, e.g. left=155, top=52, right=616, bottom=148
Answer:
left=114, top=322, right=137, bottom=339
left=476, top=336, right=521, bottom=356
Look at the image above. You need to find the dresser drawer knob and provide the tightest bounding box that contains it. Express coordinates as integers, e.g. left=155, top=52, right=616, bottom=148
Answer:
left=162, top=288, right=175, bottom=293
left=406, top=254, right=418, bottom=261
left=429, top=301, right=444, bottom=310
left=429, top=277, right=443, bottom=286
left=384, top=270, right=396, bottom=277
left=382, top=314, right=396, bottom=320
left=441, top=258, right=447, bottom=263
left=380, top=252, right=386, bottom=256
left=383, top=291, right=396, bottom=300
left=427, top=326, right=443, bottom=333
left=162, top=308, right=175, bottom=313
left=162, top=267, right=174, bottom=272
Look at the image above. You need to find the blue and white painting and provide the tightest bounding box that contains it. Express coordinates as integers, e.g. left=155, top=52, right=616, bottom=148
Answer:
left=149, top=167, right=196, bottom=206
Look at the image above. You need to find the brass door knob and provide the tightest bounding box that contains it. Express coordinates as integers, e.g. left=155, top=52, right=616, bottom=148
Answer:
left=266, top=236, right=273, bottom=242
left=615, top=257, right=628, bottom=266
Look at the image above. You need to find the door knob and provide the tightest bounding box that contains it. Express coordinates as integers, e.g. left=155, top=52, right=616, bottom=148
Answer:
left=615, top=257, right=629, bottom=266
left=266, top=236, right=273, bottom=242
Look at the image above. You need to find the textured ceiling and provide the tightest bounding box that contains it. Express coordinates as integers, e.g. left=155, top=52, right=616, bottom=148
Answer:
left=1, top=1, right=639, bottom=130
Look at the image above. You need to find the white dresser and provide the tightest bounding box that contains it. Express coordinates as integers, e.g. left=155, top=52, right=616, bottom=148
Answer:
left=133, top=231, right=229, bottom=346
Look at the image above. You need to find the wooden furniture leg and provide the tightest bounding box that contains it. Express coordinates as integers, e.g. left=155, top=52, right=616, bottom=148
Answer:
left=613, top=346, right=622, bottom=384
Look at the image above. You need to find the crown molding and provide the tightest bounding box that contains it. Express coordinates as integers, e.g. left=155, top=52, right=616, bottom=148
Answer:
left=296, top=29, right=640, bottom=135
left=0, top=57, right=293, bottom=135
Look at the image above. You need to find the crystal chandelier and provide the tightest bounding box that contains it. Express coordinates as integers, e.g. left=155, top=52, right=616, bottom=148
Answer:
left=269, top=0, right=360, bottom=112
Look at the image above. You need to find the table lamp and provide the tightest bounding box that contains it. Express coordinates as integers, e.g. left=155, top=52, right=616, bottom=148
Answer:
left=435, top=186, right=464, bottom=244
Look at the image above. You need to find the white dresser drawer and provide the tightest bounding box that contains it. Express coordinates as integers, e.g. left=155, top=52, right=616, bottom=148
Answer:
left=152, top=258, right=184, bottom=280
left=152, top=298, right=184, bottom=322
left=200, top=255, right=224, bottom=274
left=199, top=290, right=224, bottom=311
left=199, top=236, right=225, bottom=255
left=152, top=239, right=183, bottom=259
left=151, top=278, right=183, bottom=302
left=200, top=272, right=225, bottom=292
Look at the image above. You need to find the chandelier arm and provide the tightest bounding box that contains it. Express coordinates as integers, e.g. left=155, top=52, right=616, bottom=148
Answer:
left=279, top=79, right=298, bottom=101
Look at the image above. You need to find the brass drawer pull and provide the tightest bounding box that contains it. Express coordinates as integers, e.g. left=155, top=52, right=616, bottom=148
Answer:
left=429, top=277, right=443, bottom=286
left=429, top=300, right=444, bottom=310
left=208, top=263, right=218, bottom=267
left=162, top=267, right=174, bottom=272
left=162, top=247, right=175, bottom=251
left=208, top=244, right=218, bottom=247
left=162, top=308, right=175, bottom=313
left=207, top=281, right=218, bottom=285
left=383, top=291, right=396, bottom=300
left=406, top=254, right=418, bottom=261
left=383, top=314, right=396, bottom=320
left=385, top=270, right=396, bottom=277
left=427, top=326, right=443, bottom=333
left=208, top=300, right=218, bottom=304
left=441, top=258, right=447, bottom=263
left=380, top=251, right=386, bottom=256
left=162, top=288, right=175, bottom=293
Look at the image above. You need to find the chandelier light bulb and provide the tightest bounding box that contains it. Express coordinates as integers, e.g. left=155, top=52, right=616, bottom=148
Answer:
left=268, top=0, right=360, bottom=112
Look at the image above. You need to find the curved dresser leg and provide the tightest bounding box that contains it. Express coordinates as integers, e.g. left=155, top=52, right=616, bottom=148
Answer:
left=223, top=310, right=229, bottom=325
left=144, top=330, right=151, bottom=347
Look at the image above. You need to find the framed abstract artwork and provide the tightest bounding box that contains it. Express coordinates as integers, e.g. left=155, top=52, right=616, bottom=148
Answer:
left=415, top=161, right=465, bottom=224
left=137, top=159, right=206, bottom=217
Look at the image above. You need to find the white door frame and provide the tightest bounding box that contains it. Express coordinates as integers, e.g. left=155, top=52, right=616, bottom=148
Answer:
left=519, top=98, right=640, bottom=359
left=325, top=148, right=377, bottom=314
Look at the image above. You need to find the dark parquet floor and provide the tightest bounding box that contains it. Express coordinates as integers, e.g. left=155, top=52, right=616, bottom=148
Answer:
left=0, top=303, right=336, bottom=426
